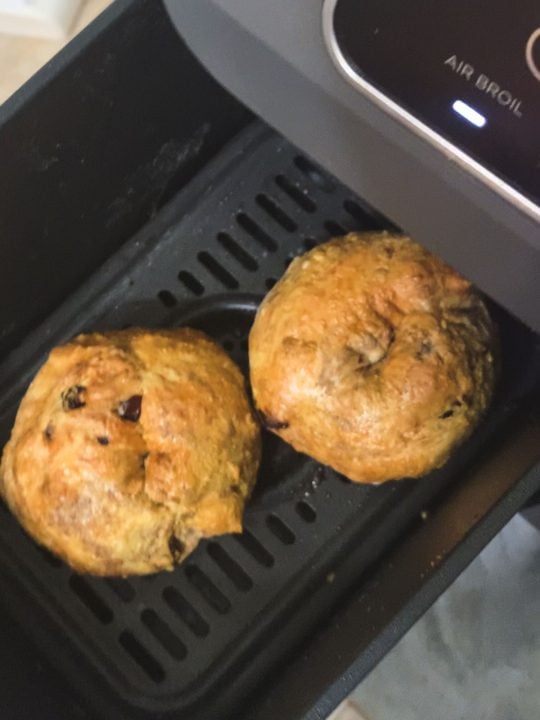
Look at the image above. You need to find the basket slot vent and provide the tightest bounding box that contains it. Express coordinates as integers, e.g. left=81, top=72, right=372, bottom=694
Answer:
left=266, top=515, right=296, bottom=545
left=141, top=609, right=187, bottom=661
left=293, top=156, right=335, bottom=193
left=185, top=565, right=231, bottom=614
left=216, top=232, right=258, bottom=271
left=343, top=199, right=372, bottom=223
left=295, top=501, right=317, bottom=524
left=119, top=631, right=165, bottom=683
left=105, top=578, right=135, bottom=603
left=235, top=212, right=278, bottom=251
left=233, top=530, right=274, bottom=567
left=162, top=587, right=209, bottom=638
left=207, top=543, right=253, bottom=592
left=177, top=270, right=205, bottom=296
left=324, top=220, right=348, bottom=236
left=274, top=175, right=316, bottom=213
left=69, top=576, right=113, bottom=624
left=157, top=290, right=177, bottom=308
left=197, top=252, right=239, bottom=289
left=255, top=193, right=298, bottom=232
left=343, top=199, right=389, bottom=230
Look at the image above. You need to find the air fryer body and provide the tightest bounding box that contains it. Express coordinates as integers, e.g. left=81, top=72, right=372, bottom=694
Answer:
left=164, top=0, right=540, bottom=333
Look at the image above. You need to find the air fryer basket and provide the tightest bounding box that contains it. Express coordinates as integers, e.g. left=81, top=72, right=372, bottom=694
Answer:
left=0, top=121, right=539, bottom=720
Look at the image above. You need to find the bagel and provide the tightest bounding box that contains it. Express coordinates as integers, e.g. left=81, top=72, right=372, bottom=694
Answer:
left=0, top=328, right=261, bottom=575
left=249, top=232, right=496, bottom=484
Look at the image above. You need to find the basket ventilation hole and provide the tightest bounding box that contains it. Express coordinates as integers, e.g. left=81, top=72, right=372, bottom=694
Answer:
left=256, top=193, right=298, bottom=232
left=178, top=270, right=205, bottom=296
left=141, top=609, right=187, bottom=660
left=157, top=290, right=177, bottom=308
left=274, top=175, right=316, bottom=213
left=234, top=530, right=274, bottom=568
left=265, top=277, right=277, bottom=290
left=266, top=515, right=296, bottom=545
left=303, top=237, right=317, bottom=251
left=162, top=587, right=209, bottom=637
left=185, top=565, right=231, bottom=614
left=105, top=577, right=135, bottom=603
left=69, top=576, right=113, bottom=624
left=197, top=251, right=239, bottom=289
left=295, top=501, right=317, bottom=523
left=343, top=199, right=372, bottom=223
left=236, top=212, right=278, bottom=252
left=217, top=232, right=258, bottom=271
left=324, top=220, right=348, bottom=236
left=207, top=543, right=253, bottom=592
left=344, top=199, right=390, bottom=230
left=294, top=156, right=335, bottom=193
left=119, top=631, right=165, bottom=683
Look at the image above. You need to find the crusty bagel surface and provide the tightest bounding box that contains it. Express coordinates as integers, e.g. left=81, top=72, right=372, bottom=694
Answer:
left=1, top=328, right=260, bottom=574
left=249, top=232, right=496, bottom=483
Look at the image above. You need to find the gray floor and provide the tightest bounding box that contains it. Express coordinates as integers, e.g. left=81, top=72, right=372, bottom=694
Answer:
left=350, top=513, right=540, bottom=720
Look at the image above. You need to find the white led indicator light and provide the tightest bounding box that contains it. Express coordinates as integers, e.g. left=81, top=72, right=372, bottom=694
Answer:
left=452, top=100, right=486, bottom=128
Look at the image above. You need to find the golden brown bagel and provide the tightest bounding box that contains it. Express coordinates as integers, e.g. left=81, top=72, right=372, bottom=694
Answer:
left=0, top=328, right=260, bottom=575
left=249, top=232, right=496, bottom=483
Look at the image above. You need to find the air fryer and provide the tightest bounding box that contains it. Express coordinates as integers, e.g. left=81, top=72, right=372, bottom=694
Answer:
left=0, top=2, right=538, bottom=719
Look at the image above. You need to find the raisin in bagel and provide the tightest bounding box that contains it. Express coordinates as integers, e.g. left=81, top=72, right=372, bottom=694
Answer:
left=249, top=232, right=496, bottom=484
left=0, top=328, right=260, bottom=575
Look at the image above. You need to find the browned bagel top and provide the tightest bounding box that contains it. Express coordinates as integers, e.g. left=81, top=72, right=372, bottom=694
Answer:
left=1, top=328, right=260, bottom=574
left=249, top=233, right=496, bottom=483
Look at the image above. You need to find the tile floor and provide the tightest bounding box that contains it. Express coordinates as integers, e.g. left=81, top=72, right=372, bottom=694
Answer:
left=341, top=513, right=540, bottom=720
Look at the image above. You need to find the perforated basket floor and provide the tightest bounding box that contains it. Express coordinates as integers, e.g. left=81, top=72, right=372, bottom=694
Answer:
left=0, top=124, right=538, bottom=719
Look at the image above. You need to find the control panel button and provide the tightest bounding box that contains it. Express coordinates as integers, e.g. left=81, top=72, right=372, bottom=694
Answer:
left=526, top=28, right=540, bottom=81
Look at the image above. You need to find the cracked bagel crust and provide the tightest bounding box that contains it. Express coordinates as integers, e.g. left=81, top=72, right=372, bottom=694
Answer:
left=0, top=328, right=261, bottom=575
left=249, top=232, right=496, bottom=484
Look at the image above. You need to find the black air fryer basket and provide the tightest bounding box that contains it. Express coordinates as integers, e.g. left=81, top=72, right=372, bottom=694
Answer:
left=0, top=2, right=539, bottom=719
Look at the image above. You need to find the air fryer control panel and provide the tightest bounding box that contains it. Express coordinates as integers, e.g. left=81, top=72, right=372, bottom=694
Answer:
left=327, top=0, right=540, bottom=209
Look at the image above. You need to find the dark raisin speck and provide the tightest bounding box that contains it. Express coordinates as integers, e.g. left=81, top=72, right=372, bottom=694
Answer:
left=97, top=436, right=109, bottom=446
left=230, top=484, right=242, bottom=495
left=439, top=409, right=454, bottom=419
left=168, top=535, right=185, bottom=561
left=62, top=385, right=86, bottom=410
left=257, top=410, right=289, bottom=430
left=117, top=395, right=142, bottom=422
left=44, top=424, right=54, bottom=441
